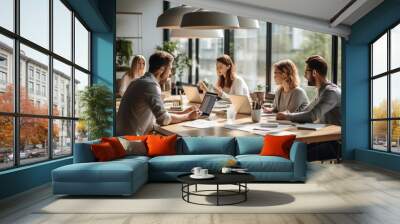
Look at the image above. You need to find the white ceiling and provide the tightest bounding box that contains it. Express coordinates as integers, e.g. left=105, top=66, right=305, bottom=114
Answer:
left=167, top=0, right=384, bottom=38
left=225, top=0, right=352, bottom=24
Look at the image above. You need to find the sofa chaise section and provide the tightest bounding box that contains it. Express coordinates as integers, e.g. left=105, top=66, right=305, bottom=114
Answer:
left=235, top=137, right=307, bottom=182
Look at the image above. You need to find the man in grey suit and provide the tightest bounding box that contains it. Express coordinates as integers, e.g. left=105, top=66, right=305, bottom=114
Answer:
left=116, top=51, right=199, bottom=136
left=276, top=55, right=342, bottom=161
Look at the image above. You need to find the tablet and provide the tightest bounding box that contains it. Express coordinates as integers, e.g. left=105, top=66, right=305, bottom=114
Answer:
left=199, top=92, right=218, bottom=116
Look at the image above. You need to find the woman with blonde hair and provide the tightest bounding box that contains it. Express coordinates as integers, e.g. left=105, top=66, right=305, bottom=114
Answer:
left=120, top=55, right=146, bottom=96
left=264, top=59, right=309, bottom=113
left=199, top=54, right=249, bottom=99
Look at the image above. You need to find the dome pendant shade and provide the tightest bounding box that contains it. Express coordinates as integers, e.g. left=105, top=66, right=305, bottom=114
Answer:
left=170, top=29, right=224, bottom=38
left=180, top=11, right=240, bottom=29
left=238, top=16, right=260, bottom=29
left=156, top=6, right=198, bottom=29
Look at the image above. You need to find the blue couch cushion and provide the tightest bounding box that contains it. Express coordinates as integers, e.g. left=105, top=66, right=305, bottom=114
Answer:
left=236, top=155, right=293, bottom=172
left=53, top=159, right=147, bottom=183
left=73, top=140, right=101, bottom=163
left=236, top=137, right=263, bottom=155
left=149, top=154, right=235, bottom=172
left=179, top=137, right=236, bottom=155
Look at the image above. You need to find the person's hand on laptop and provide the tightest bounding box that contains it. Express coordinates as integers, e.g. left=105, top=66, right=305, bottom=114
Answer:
left=213, top=85, right=223, bottom=97
left=187, top=108, right=200, bottom=120
left=262, top=105, right=274, bottom=113
left=182, top=105, right=198, bottom=114
left=199, top=81, right=208, bottom=93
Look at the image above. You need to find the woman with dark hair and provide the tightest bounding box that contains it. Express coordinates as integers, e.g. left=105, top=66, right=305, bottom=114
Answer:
left=199, top=54, right=249, bottom=99
left=120, top=55, right=146, bottom=96
left=264, top=59, right=309, bottom=113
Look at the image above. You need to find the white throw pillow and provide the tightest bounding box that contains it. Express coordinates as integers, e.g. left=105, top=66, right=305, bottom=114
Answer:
left=118, top=137, right=147, bottom=156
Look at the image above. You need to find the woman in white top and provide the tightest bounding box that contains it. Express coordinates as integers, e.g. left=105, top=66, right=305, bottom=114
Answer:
left=199, top=54, right=249, bottom=99
left=120, top=55, right=146, bottom=96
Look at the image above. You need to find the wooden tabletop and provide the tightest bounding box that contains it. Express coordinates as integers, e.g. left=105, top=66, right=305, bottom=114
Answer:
left=155, top=111, right=341, bottom=144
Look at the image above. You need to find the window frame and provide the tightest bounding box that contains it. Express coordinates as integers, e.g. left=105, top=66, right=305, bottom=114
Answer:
left=369, top=20, right=400, bottom=154
left=0, top=0, right=92, bottom=171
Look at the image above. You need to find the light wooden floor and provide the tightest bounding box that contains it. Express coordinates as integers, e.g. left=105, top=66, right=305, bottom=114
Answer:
left=1, top=161, right=400, bottom=224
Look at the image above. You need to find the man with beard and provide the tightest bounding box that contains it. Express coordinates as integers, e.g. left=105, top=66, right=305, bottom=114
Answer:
left=117, top=51, right=199, bottom=136
left=276, top=55, right=341, bottom=161
left=276, top=55, right=341, bottom=125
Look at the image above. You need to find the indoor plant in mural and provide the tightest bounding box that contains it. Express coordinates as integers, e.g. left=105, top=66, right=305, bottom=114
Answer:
left=116, top=39, right=133, bottom=69
left=156, top=41, right=191, bottom=87
left=79, top=84, right=113, bottom=140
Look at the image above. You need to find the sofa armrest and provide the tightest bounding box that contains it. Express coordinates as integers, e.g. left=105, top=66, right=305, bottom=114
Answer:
left=73, top=140, right=99, bottom=163
left=289, top=141, right=307, bottom=181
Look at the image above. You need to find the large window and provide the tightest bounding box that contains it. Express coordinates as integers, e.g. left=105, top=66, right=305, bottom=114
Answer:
left=0, top=0, right=91, bottom=170
left=234, top=22, right=267, bottom=91
left=271, top=24, right=332, bottom=99
left=198, top=39, right=224, bottom=85
left=370, top=23, right=400, bottom=153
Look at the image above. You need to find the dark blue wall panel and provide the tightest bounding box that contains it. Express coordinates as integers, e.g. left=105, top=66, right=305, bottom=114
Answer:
left=344, top=0, right=400, bottom=171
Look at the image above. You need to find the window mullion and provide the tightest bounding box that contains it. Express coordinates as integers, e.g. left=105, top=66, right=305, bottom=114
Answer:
left=14, top=0, right=21, bottom=167
left=387, top=30, right=391, bottom=152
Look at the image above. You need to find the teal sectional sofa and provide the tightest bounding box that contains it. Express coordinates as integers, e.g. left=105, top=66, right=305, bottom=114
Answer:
left=52, top=136, right=307, bottom=196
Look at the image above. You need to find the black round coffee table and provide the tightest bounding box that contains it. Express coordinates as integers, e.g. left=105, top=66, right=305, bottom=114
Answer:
left=177, top=173, right=255, bottom=206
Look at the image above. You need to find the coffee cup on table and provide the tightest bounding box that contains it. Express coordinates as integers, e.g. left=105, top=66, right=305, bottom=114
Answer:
left=221, top=167, right=232, bottom=174
left=200, top=169, right=209, bottom=176
left=191, top=167, right=202, bottom=176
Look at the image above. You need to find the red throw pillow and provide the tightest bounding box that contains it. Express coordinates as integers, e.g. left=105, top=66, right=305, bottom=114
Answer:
left=124, top=135, right=148, bottom=142
left=146, top=134, right=177, bottom=157
left=260, top=134, right=296, bottom=159
left=101, top=137, right=126, bottom=158
left=91, top=142, right=117, bottom=161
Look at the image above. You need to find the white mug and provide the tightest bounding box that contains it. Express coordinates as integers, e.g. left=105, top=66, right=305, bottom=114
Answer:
left=191, top=167, right=202, bottom=176
left=221, top=167, right=232, bottom=174
left=200, top=169, right=208, bottom=176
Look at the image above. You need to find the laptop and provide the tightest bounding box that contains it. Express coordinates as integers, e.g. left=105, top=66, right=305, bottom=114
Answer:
left=198, top=92, right=218, bottom=116
left=182, top=85, right=203, bottom=103
left=229, top=94, right=252, bottom=115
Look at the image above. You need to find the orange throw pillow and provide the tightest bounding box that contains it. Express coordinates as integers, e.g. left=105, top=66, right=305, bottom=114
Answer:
left=260, top=134, right=296, bottom=159
left=146, top=134, right=177, bottom=157
left=91, top=142, right=117, bottom=161
left=101, top=137, right=126, bottom=158
left=124, top=135, right=148, bottom=142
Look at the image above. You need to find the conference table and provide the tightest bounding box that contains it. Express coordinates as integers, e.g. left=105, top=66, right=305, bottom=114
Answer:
left=156, top=96, right=341, bottom=144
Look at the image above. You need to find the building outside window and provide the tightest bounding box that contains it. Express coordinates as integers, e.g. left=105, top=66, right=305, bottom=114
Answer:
left=0, top=0, right=91, bottom=170
left=370, top=23, right=400, bottom=153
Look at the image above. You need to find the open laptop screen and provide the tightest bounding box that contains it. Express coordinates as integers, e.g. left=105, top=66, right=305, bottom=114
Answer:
left=199, top=92, right=218, bottom=116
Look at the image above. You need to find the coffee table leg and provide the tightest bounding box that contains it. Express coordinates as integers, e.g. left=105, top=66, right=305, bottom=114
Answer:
left=195, top=184, right=198, bottom=192
left=245, top=183, right=247, bottom=201
left=217, top=184, right=219, bottom=206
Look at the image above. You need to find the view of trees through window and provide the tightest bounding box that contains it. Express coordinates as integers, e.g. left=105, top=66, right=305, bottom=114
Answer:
left=371, top=24, right=400, bottom=153
left=271, top=24, right=332, bottom=100
left=0, top=0, right=91, bottom=170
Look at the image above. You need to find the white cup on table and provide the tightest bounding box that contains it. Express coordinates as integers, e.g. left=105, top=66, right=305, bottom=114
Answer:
left=200, top=169, right=209, bottom=176
left=191, top=167, right=202, bottom=176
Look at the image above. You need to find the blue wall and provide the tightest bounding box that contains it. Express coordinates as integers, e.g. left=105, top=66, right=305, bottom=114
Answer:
left=344, top=0, right=400, bottom=171
left=0, top=0, right=116, bottom=200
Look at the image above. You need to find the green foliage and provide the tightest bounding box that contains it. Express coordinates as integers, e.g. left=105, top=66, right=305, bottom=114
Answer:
left=79, top=84, right=113, bottom=140
left=156, top=41, right=191, bottom=82
left=116, top=39, right=133, bottom=66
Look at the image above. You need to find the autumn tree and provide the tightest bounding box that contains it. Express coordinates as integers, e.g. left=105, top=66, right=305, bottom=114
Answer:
left=0, top=84, right=60, bottom=152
